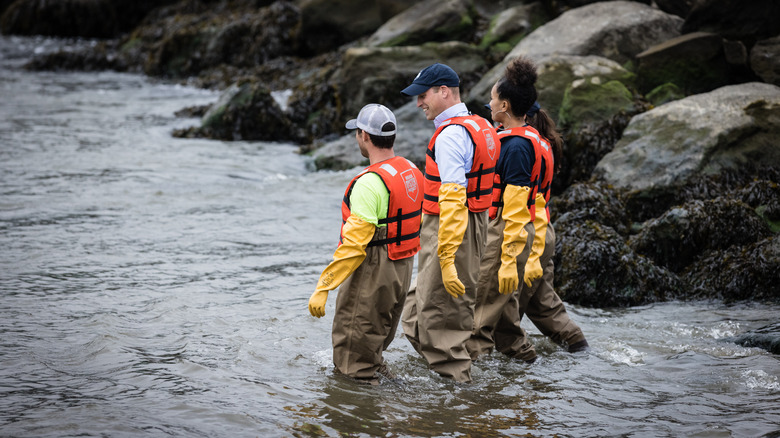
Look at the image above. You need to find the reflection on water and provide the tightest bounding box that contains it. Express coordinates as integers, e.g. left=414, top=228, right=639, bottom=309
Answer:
left=1, top=36, right=778, bottom=437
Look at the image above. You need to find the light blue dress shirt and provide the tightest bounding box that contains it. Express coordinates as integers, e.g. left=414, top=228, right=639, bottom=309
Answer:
left=433, top=102, right=473, bottom=188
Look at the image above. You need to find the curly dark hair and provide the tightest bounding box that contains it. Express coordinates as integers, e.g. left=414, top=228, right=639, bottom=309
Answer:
left=496, top=56, right=538, bottom=117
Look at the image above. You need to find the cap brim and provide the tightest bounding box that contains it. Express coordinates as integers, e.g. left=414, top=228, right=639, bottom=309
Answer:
left=401, top=83, right=431, bottom=96
left=345, top=119, right=358, bottom=129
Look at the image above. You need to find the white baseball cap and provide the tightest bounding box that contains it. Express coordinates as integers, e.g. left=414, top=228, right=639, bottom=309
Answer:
left=345, top=103, right=397, bottom=136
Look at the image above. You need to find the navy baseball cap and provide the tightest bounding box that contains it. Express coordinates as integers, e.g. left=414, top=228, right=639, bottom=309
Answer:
left=401, top=63, right=460, bottom=96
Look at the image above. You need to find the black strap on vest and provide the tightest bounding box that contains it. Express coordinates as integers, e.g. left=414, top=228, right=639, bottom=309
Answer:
left=368, top=207, right=422, bottom=247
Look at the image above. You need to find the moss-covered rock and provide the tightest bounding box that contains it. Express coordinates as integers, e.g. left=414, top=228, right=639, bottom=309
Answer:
left=594, top=83, right=780, bottom=202
left=335, top=41, right=487, bottom=119
left=558, top=79, right=635, bottom=131
left=629, top=198, right=773, bottom=273
left=366, top=0, right=476, bottom=48
left=173, top=81, right=294, bottom=141
left=684, top=236, right=780, bottom=303
left=636, top=32, right=730, bottom=95
left=551, top=181, right=631, bottom=236
left=645, top=83, right=684, bottom=107
left=553, top=218, right=684, bottom=307
left=478, top=3, right=543, bottom=50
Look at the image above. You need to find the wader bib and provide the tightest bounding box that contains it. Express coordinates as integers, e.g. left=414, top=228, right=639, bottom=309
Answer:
left=332, top=227, right=413, bottom=381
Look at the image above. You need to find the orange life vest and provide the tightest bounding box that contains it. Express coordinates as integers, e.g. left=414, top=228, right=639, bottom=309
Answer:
left=422, top=115, right=499, bottom=215
left=341, top=156, right=423, bottom=261
left=488, top=125, right=543, bottom=221
left=537, top=136, right=555, bottom=217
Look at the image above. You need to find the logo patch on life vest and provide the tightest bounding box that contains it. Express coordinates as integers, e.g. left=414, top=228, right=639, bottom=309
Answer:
left=402, top=169, right=419, bottom=202
left=483, top=129, right=496, bottom=160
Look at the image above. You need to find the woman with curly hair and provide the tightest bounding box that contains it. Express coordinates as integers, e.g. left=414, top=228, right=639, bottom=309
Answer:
left=468, top=57, right=588, bottom=363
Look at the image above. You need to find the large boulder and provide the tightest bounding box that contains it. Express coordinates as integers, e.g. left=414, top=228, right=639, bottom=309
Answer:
left=469, top=1, right=683, bottom=105
left=684, top=236, right=780, bottom=303
left=173, top=82, right=294, bottom=142
left=652, top=0, right=696, bottom=19
left=635, top=32, right=731, bottom=95
left=469, top=54, right=634, bottom=123
left=365, top=0, right=476, bottom=48
left=750, top=36, right=780, bottom=86
left=553, top=217, right=684, bottom=307
left=0, top=0, right=178, bottom=38
left=478, top=3, right=544, bottom=50
left=126, top=1, right=302, bottom=78
left=593, top=82, right=780, bottom=198
left=682, top=0, right=780, bottom=44
left=628, top=198, right=773, bottom=273
left=311, top=100, right=433, bottom=170
left=298, top=0, right=417, bottom=54
left=550, top=181, right=631, bottom=236
left=334, top=41, right=488, bottom=119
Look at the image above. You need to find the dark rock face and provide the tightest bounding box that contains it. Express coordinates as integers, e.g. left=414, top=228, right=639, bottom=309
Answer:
left=550, top=181, right=631, bottom=236
left=635, top=32, right=731, bottom=95
left=684, top=236, right=780, bottom=303
left=553, top=217, right=684, bottom=307
left=724, top=322, right=780, bottom=354
left=173, top=82, right=294, bottom=141
left=682, top=0, right=780, bottom=44
left=0, top=0, right=178, bottom=38
left=629, top=198, right=773, bottom=273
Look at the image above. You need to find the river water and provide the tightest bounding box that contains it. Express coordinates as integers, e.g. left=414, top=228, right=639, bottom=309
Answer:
left=1, top=36, right=778, bottom=437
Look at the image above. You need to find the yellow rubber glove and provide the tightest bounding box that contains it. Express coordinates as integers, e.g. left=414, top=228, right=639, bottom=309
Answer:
left=498, top=185, right=532, bottom=294
left=308, top=214, right=375, bottom=317
left=523, top=194, right=548, bottom=287
left=438, top=183, right=468, bottom=298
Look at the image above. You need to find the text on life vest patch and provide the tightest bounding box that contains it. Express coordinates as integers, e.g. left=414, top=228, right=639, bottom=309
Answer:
left=402, top=169, right=419, bottom=202
left=483, top=129, right=496, bottom=160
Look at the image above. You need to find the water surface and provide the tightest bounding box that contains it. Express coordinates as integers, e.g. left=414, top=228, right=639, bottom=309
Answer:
left=1, top=36, right=778, bottom=437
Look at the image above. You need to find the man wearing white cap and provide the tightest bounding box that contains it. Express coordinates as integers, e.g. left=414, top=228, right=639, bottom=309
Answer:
left=400, top=63, right=499, bottom=382
left=308, top=103, right=424, bottom=385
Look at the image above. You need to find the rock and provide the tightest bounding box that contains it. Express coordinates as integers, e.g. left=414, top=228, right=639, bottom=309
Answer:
left=558, top=79, right=635, bottom=130
left=645, top=83, right=684, bottom=107
left=0, top=0, right=178, bottom=38
left=550, top=181, right=631, bottom=235
left=538, top=0, right=650, bottom=16
left=629, top=198, right=773, bottom=273
left=469, top=0, right=683, bottom=105
left=173, top=81, right=294, bottom=141
left=478, top=3, right=541, bottom=50
left=738, top=180, right=780, bottom=232
left=311, top=100, right=432, bottom=170
left=684, top=236, right=780, bottom=303
left=593, top=82, right=780, bottom=198
left=750, top=36, right=780, bottom=86
left=366, top=0, right=475, bottom=48
left=335, top=41, right=487, bottom=119
left=553, top=218, right=684, bottom=307
left=652, top=0, right=696, bottom=19
left=467, top=55, right=633, bottom=124
left=132, top=1, right=302, bottom=78
left=724, top=322, right=780, bottom=354
left=636, top=32, right=730, bottom=95
left=298, top=0, right=417, bottom=54
left=682, top=0, right=780, bottom=44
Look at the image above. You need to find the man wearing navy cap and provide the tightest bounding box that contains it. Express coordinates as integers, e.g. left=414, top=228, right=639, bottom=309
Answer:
left=309, top=104, right=423, bottom=384
left=400, top=63, right=499, bottom=382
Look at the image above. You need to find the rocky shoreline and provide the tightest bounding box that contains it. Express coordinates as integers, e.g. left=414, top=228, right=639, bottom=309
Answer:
left=4, top=0, right=778, bottom=308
